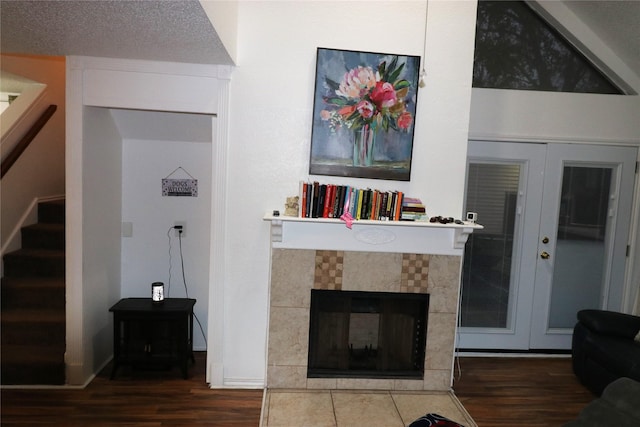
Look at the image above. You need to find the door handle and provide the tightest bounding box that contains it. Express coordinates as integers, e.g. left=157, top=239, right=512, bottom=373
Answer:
left=540, top=251, right=550, bottom=260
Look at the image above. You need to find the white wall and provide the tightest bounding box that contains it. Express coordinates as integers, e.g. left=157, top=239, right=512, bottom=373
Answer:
left=121, top=137, right=212, bottom=350
left=81, top=106, right=123, bottom=377
left=470, top=89, right=640, bottom=144
left=221, top=0, right=478, bottom=385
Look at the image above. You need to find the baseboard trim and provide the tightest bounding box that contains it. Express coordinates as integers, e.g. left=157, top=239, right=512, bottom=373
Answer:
left=217, top=378, right=265, bottom=389
left=456, top=349, right=571, bottom=358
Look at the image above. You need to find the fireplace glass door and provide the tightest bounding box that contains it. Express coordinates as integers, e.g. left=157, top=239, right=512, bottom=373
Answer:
left=307, top=290, right=429, bottom=379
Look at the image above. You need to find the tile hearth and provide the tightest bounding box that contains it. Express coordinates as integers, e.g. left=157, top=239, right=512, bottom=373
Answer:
left=260, top=389, right=477, bottom=427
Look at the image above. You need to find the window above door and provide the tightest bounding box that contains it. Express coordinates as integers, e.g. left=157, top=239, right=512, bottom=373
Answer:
left=473, top=0, right=624, bottom=94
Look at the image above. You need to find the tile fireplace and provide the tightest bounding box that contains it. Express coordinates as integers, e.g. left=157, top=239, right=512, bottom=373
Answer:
left=264, top=215, right=480, bottom=391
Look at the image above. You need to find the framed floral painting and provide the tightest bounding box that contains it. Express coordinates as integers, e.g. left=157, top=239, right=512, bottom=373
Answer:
left=309, top=48, right=420, bottom=181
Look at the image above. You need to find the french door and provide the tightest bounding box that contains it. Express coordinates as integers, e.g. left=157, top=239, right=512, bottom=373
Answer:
left=458, top=141, right=636, bottom=350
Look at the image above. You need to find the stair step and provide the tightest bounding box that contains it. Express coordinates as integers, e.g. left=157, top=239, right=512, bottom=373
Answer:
left=1, top=277, right=65, bottom=310
left=0, top=199, right=67, bottom=386
left=38, top=199, right=65, bottom=224
left=1, top=345, right=65, bottom=385
left=2, top=249, right=65, bottom=277
left=21, top=223, right=65, bottom=250
left=1, top=309, right=65, bottom=346
left=1, top=308, right=65, bottom=322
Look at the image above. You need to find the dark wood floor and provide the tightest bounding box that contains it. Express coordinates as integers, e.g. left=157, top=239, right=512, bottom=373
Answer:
left=1, top=354, right=594, bottom=426
left=0, top=352, right=263, bottom=426
left=453, top=357, right=594, bottom=426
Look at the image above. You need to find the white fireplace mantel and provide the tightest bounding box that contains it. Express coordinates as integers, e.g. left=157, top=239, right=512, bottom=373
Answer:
left=264, top=214, right=483, bottom=256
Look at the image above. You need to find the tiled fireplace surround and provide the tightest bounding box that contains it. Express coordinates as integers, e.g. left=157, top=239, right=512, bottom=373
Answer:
left=265, top=217, right=479, bottom=391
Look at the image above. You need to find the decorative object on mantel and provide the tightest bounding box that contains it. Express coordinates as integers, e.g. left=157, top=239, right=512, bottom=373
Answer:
left=283, top=196, right=299, bottom=217
left=309, top=48, right=420, bottom=181
left=339, top=194, right=355, bottom=229
left=430, top=215, right=464, bottom=225
left=161, top=166, right=198, bottom=197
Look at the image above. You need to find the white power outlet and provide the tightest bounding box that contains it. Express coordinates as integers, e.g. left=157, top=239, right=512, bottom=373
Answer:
left=174, top=221, right=186, bottom=237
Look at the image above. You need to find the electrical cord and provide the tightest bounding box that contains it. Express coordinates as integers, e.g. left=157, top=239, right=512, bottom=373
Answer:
left=175, top=230, right=208, bottom=348
left=166, top=227, right=174, bottom=298
left=455, top=289, right=463, bottom=381
left=178, top=233, right=189, bottom=298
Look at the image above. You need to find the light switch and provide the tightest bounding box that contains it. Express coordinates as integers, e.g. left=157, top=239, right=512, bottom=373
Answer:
left=122, top=222, right=133, bottom=237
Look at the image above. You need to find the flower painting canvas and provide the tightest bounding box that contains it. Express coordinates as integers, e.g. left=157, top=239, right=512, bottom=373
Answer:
left=309, top=48, right=420, bottom=181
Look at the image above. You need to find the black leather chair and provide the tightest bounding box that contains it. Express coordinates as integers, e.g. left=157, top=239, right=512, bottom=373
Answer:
left=571, top=309, right=640, bottom=395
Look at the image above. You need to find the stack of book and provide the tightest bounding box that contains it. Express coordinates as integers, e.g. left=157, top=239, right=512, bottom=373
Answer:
left=299, top=181, right=419, bottom=222
left=400, top=197, right=428, bottom=221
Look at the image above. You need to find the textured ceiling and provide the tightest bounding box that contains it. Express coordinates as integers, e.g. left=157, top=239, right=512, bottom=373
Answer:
left=1, top=1, right=638, bottom=74
left=0, top=0, right=233, bottom=65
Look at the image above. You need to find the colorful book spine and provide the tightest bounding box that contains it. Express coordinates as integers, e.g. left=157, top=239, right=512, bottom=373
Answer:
left=349, top=188, right=357, bottom=218
left=363, top=189, right=372, bottom=220
left=322, top=185, right=332, bottom=218
left=333, top=186, right=343, bottom=218
left=311, top=182, right=319, bottom=218
left=300, top=181, right=308, bottom=218
left=344, top=186, right=354, bottom=217
left=356, top=189, right=363, bottom=220
left=379, top=192, right=388, bottom=221
left=318, top=184, right=327, bottom=218
left=395, top=191, right=403, bottom=221
left=370, top=191, right=378, bottom=220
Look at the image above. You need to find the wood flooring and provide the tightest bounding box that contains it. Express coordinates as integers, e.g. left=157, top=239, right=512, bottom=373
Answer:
left=0, top=352, right=263, bottom=426
left=453, top=356, right=595, bottom=426
left=1, top=354, right=595, bottom=426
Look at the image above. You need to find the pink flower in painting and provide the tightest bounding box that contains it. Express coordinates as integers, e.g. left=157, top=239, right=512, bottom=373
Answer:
left=397, top=111, right=413, bottom=130
left=336, top=66, right=377, bottom=99
left=356, top=100, right=375, bottom=119
left=369, top=81, right=397, bottom=109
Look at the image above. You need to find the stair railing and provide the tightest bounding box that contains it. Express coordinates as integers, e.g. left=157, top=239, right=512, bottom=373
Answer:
left=1, top=104, right=57, bottom=179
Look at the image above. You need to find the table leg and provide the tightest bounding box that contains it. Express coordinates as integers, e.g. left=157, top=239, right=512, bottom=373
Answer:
left=110, top=317, right=121, bottom=380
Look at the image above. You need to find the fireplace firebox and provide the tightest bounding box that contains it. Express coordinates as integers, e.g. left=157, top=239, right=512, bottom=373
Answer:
left=307, top=290, right=429, bottom=379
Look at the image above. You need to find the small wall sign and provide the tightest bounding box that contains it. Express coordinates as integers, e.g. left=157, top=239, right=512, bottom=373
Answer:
left=162, top=167, right=198, bottom=197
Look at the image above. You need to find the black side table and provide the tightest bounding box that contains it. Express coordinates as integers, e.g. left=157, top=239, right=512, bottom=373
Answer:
left=109, top=298, right=196, bottom=379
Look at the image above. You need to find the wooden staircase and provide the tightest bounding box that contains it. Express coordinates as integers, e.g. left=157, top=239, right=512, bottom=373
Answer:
left=1, top=199, right=66, bottom=385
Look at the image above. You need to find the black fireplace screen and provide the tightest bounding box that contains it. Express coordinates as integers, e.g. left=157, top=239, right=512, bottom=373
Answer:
left=307, top=290, right=429, bottom=379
